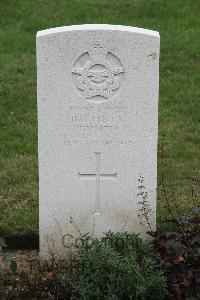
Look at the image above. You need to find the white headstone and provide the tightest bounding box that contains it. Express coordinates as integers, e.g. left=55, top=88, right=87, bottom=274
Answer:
left=37, top=24, right=160, bottom=259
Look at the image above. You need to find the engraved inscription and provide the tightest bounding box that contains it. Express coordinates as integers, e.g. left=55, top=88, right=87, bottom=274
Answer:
left=64, top=139, right=137, bottom=146
left=79, top=152, right=117, bottom=213
left=71, top=114, right=122, bottom=123
left=67, top=105, right=128, bottom=132
left=70, top=113, right=122, bottom=131
left=72, top=44, right=125, bottom=102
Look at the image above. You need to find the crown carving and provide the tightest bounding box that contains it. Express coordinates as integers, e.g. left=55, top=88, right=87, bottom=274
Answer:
left=88, top=44, right=107, bottom=62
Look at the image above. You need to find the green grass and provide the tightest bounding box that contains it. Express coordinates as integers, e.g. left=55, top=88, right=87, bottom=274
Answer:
left=0, top=0, right=199, bottom=236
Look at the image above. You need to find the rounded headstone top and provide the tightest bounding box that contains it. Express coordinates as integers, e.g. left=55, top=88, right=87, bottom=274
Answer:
left=37, top=24, right=159, bottom=38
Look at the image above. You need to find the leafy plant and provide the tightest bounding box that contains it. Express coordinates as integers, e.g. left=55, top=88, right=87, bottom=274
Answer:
left=0, top=233, right=168, bottom=299
left=0, top=237, right=17, bottom=273
left=61, top=232, right=168, bottom=300
left=148, top=220, right=200, bottom=299
left=148, top=174, right=200, bottom=300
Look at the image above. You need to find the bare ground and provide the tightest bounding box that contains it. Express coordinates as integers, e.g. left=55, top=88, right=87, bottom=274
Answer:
left=0, top=250, right=38, bottom=273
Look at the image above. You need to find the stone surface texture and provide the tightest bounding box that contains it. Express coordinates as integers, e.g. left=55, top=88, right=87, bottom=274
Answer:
left=37, top=24, right=160, bottom=259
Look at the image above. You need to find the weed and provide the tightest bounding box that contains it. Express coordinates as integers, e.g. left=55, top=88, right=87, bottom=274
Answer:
left=0, top=237, right=17, bottom=273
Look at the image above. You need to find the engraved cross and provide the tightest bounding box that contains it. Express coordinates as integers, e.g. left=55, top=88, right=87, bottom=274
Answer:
left=78, top=152, right=117, bottom=213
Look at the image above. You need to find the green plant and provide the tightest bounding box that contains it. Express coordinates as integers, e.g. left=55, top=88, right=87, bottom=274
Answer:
left=0, top=237, right=17, bottom=273
left=60, top=232, right=168, bottom=300
left=0, top=233, right=167, bottom=299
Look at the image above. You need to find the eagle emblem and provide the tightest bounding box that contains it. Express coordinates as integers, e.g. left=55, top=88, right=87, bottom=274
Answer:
left=72, top=44, right=125, bottom=102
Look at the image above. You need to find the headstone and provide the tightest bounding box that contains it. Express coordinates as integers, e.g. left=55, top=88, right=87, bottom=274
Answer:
left=37, top=24, right=160, bottom=259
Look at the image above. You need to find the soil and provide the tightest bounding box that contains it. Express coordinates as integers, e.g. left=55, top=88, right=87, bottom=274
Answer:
left=0, top=250, right=71, bottom=299
left=0, top=250, right=38, bottom=273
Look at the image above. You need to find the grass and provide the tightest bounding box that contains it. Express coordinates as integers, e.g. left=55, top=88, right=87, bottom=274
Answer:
left=0, top=0, right=199, bottom=236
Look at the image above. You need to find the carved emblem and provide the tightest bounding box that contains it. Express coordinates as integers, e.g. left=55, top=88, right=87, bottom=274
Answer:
left=72, top=44, right=125, bottom=102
